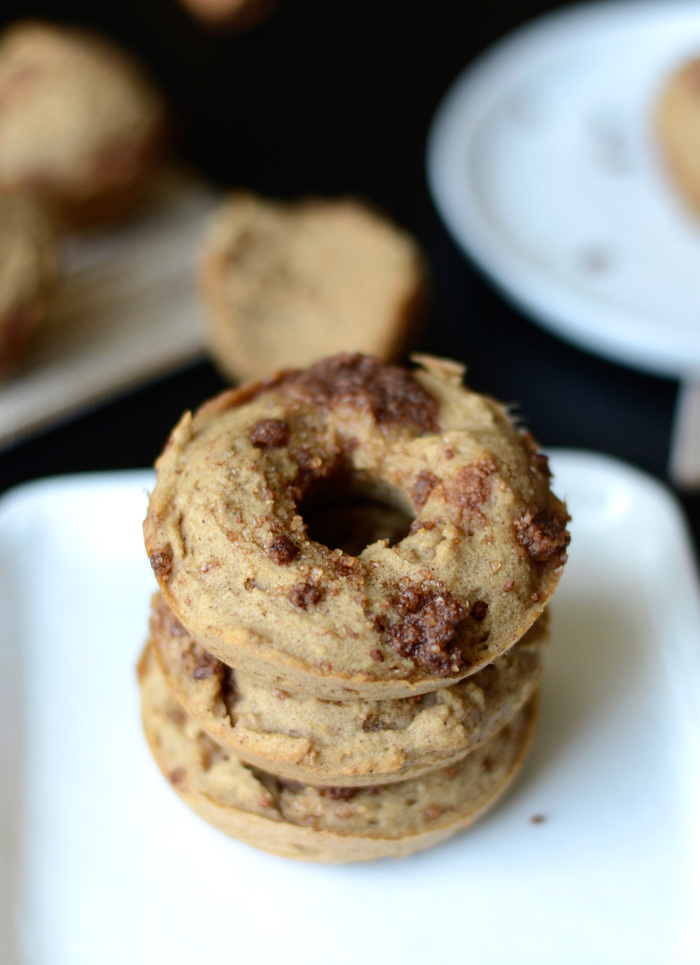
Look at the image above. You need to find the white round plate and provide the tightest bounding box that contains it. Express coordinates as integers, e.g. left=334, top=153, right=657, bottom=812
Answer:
left=427, top=1, right=700, bottom=380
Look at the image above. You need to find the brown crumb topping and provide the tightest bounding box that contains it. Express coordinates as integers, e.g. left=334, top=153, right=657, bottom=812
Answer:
left=335, top=553, right=357, bottom=574
left=149, top=548, right=173, bottom=579
left=444, top=458, right=497, bottom=524
left=277, top=354, right=440, bottom=433
left=409, top=518, right=437, bottom=535
left=411, top=469, right=439, bottom=510
left=514, top=507, right=570, bottom=566
left=268, top=535, right=300, bottom=565
left=289, top=582, right=324, bottom=609
left=249, top=418, right=290, bottom=448
left=380, top=583, right=468, bottom=676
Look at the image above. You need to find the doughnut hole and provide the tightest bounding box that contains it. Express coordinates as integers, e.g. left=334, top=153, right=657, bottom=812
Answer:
left=299, top=480, right=415, bottom=556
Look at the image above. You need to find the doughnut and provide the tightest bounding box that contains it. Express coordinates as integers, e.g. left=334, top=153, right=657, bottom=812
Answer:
left=138, top=644, right=537, bottom=863
left=198, top=193, right=428, bottom=382
left=0, top=21, right=167, bottom=228
left=148, top=590, right=547, bottom=786
left=144, top=353, right=569, bottom=700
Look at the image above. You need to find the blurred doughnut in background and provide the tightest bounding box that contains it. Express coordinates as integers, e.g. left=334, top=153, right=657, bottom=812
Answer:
left=0, top=20, right=169, bottom=228
left=176, top=0, right=276, bottom=31
left=198, top=193, right=429, bottom=382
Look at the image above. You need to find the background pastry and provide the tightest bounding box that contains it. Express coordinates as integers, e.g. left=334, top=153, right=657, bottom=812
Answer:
left=199, top=193, right=428, bottom=381
left=0, top=21, right=167, bottom=228
left=177, top=0, right=275, bottom=30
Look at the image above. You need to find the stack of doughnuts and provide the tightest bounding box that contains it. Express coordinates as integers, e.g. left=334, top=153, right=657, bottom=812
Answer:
left=140, top=353, right=569, bottom=861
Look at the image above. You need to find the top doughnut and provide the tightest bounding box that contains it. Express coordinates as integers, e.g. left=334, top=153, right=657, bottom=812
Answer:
left=144, top=354, right=569, bottom=700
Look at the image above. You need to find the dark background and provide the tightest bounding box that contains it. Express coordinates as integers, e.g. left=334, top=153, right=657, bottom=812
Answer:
left=0, top=0, right=696, bottom=554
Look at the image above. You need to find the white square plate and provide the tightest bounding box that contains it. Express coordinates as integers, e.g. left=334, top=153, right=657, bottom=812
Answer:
left=0, top=451, right=699, bottom=965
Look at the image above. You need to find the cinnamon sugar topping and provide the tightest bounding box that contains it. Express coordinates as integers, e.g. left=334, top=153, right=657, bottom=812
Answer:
left=249, top=418, right=290, bottom=448
left=278, top=354, right=439, bottom=433
left=411, top=470, right=439, bottom=510
left=381, top=583, right=469, bottom=676
left=444, top=459, right=497, bottom=524
left=514, top=507, right=570, bottom=566
left=289, top=582, right=324, bottom=609
left=149, top=548, right=173, bottom=579
left=268, top=536, right=300, bottom=565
